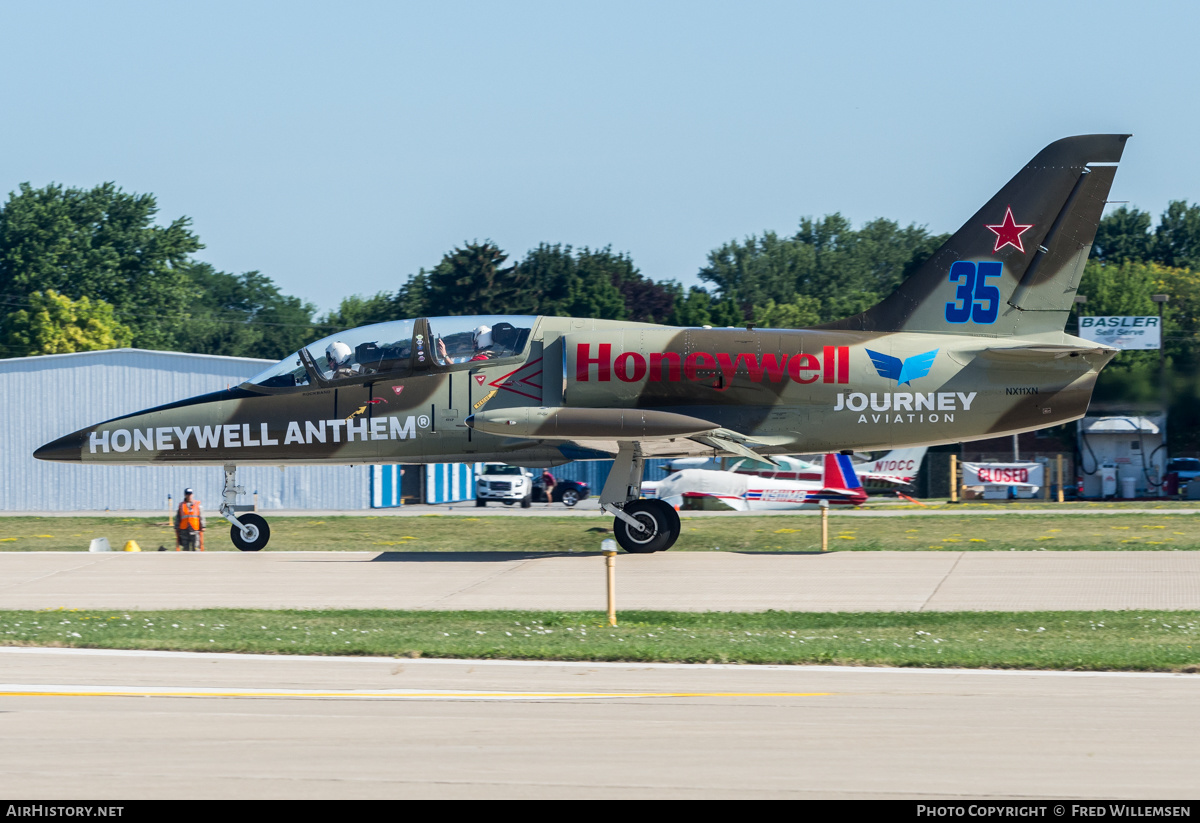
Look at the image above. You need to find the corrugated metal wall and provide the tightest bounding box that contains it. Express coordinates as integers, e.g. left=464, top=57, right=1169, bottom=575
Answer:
left=0, top=349, right=370, bottom=511
left=424, top=463, right=478, bottom=503
left=371, top=466, right=404, bottom=508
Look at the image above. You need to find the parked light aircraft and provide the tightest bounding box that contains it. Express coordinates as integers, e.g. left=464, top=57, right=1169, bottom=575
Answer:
left=654, top=453, right=868, bottom=511
left=36, top=135, right=1128, bottom=553
left=647, top=446, right=927, bottom=492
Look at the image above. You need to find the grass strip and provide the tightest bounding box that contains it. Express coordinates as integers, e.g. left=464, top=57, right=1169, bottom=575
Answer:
left=4, top=512, right=1200, bottom=552
left=5, top=608, right=1200, bottom=672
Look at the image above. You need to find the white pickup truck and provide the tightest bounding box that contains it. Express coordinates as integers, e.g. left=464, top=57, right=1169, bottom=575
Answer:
left=475, top=463, right=533, bottom=507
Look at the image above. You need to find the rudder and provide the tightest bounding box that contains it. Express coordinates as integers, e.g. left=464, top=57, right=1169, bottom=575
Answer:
left=823, top=453, right=863, bottom=491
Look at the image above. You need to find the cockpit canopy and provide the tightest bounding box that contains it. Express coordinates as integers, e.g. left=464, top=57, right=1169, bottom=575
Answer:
left=246, top=315, right=536, bottom=389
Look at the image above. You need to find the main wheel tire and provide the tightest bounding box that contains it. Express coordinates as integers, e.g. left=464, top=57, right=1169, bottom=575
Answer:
left=613, top=499, right=679, bottom=553
left=660, top=502, right=681, bottom=549
left=230, top=513, right=270, bottom=552
left=520, top=494, right=532, bottom=509
left=476, top=498, right=487, bottom=507
left=560, top=488, right=580, bottom=507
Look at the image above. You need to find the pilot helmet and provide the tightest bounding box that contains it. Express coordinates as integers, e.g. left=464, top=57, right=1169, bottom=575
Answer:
left=472, top=325, right=493, bottom=349
left=326, top=341, right=352, bottom=367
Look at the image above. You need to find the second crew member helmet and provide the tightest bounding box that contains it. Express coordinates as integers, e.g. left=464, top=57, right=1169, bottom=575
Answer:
left=472, top=325, right=493, bottom=349
left=326, top=341, right=352, bottom=367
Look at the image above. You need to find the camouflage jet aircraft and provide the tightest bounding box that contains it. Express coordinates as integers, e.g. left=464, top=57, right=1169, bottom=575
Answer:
left=36, top=134, right=1128, bottom=553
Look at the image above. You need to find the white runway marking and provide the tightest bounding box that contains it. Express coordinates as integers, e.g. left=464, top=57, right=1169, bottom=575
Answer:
left=0, top=683, right=831, bottom=701
left=1, top=645, right=1196, bottom=679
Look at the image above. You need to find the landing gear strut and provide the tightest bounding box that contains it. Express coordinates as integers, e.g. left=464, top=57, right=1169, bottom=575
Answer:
left=221, top=464, right=271, bottom=552
left=600, top=443, right=681, bottom=553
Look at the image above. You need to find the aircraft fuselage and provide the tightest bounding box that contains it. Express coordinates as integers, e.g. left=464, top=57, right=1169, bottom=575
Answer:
left=36, top=318, right=1113, bottom=467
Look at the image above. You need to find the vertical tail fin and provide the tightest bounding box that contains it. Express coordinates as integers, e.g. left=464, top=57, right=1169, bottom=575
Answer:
left=822, top=134, right=1130, bottom=336
left=823, top=453, right=863, bottom=491
left=865, top=447, right=928, bottom=482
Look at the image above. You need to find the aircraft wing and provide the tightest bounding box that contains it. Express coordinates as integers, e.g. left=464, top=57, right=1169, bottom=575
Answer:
left=689, top=429, right=782, bottom=467
left=467, top=407, right=782, bottom=464
left=857, top=471, right=913, bottom=487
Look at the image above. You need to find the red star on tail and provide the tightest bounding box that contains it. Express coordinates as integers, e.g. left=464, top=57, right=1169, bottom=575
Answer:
left=985, top=206, right=1033, bottom=253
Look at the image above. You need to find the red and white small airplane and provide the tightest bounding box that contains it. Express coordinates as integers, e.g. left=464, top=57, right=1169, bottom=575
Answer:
left=646, top=447, right=926, bottom=490
left=648, top=452, right=869, bottom=511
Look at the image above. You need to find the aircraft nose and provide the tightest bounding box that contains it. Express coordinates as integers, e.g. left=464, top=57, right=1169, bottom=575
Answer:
left=34, top=430, right=87, bottom=462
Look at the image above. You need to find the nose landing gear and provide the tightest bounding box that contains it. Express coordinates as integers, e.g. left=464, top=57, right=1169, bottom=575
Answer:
left=220, top=464, right=271, bottom=552
left=600, top=443, right=681, bottom=553
left=229, top=512, right=271, bottom=552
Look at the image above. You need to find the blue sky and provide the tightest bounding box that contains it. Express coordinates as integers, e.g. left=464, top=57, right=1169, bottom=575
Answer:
left=1, top=0, right=1196, bottom=314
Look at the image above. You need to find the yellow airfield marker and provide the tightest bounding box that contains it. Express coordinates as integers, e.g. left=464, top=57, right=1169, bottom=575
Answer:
left=602, top=538, right=618, bottom=626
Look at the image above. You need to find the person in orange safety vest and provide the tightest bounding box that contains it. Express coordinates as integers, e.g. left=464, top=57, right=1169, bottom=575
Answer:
left=174, top=488, right=206, bottom=552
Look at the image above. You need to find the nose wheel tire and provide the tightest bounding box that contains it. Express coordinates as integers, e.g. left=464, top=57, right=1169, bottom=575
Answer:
left=613, top=499, right=681, bottom=553
left=230, top=513, right=271, bottom=552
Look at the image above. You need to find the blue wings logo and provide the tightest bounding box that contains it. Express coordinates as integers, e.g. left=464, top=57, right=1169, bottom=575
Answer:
left=865, top=349, right=938, bottom=385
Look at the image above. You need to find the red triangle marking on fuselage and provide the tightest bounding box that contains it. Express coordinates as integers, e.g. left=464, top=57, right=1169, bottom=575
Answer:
left=489, top=357, right=544, bottom=401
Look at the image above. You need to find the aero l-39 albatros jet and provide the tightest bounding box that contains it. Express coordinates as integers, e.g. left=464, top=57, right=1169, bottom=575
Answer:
left=36, top=135, right=1128, bottom=553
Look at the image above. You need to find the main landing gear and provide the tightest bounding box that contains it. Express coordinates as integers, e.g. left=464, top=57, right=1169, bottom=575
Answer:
left=600, top=443, right=681, bottom=554
left=221, top=464, right=271, bottom=552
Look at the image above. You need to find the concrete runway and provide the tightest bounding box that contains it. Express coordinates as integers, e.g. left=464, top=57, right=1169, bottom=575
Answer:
left=1, top=646, right=1197, bottom=799
left=4, top=550, right=1200, bottom=612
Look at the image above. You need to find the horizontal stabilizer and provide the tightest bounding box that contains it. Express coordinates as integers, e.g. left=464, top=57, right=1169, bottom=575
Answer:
left=978, top=344, right=1118, bottom=362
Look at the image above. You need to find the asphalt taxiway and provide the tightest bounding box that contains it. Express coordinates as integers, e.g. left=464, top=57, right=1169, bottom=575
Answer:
left=3, top=550, right=1200, bottom=612
left=1, top=647, right=1196, bottom=799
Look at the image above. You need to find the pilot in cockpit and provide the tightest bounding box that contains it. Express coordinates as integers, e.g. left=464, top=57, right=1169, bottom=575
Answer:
left=436, top=325, right=496, bottom=364
left=325, top=341, right=361, bottom=379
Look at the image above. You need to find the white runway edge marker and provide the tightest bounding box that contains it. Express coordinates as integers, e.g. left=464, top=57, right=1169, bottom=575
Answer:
left=1, top=645, right=1197, bottom=680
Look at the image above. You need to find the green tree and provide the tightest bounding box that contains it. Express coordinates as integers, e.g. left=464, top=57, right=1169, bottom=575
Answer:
left=1077, top=260, right=1180, bottom=405
left=753, top=296, right=822, bottom=328
left=667, top=285, right=713, bottom=326
left=173, top=263, right=318, bottom=359
left=1092, top=201, right=1200, bottom=271
left=518, top=244, right=580, bottom=315
left=708, top=296, right=745, bottom=327
left=699, top=229, right=814, bottom=314
left=1078, top=259, right=1161, bottom=318
left=590, top=247, right=674, bottom=322
left=512, top=244, right=629, bottom=319
left=0, top=182, right=202, bottom=350
left=2, top=289, right=132, bottom=356
left=1094, top=205, right=1156, bottom=264
left=699, top=215, right=947, bottom=323
left=563, top=249, right=627, bottom=319
left=1155, top=201, right=1200, bottom=270
left=394, top=270, right=430, bottom=318
left=321, top=291, right=397, bottom=332
left=424, top=241, right=530, bottom=316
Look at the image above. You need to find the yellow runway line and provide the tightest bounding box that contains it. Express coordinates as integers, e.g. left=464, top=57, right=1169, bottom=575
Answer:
left=0, top=686, right=832, bottom=701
